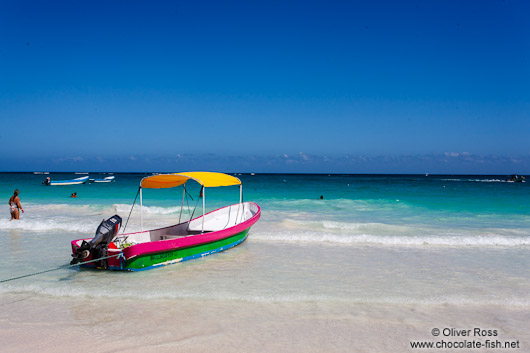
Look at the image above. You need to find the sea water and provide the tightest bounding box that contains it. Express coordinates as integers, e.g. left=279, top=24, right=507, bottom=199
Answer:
left=0, top=173, right=529, bottom=352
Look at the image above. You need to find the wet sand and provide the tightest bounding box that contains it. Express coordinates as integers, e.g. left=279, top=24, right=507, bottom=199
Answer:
left=1, top=293, right=528, bottom=353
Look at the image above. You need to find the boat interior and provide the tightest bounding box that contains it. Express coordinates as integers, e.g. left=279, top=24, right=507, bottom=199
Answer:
left=114, top=202, right=258, bottom=246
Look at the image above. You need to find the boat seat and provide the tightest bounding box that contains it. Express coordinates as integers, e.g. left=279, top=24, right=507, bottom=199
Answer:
left=186, top=230, right=213, bottom=235
left=160, top=234, right=187, bottom=240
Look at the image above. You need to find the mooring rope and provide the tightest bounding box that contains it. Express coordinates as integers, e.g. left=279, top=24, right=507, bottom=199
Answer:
left=0, top=253, right=122, bottom=284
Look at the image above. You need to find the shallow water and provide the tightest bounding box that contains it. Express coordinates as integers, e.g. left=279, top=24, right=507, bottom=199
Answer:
left=1, top=173, right=529, bottom=351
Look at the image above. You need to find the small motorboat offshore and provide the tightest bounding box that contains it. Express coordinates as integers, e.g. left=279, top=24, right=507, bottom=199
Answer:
left=90, top=176, right=116, bottom=183
left=43, top=176, right=89, bottom=186
left=70, top=172, right=261, bottom=271
left=505, top=174, right=526, bottom=183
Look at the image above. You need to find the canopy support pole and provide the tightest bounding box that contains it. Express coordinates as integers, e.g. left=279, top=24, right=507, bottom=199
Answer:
left=236, top=184, right=243, bottom=223
left=140, top=187, right=143, bottom=231
left=179, top=185, right=185, bottom=224
left=201, top=187, right=205, bottom=233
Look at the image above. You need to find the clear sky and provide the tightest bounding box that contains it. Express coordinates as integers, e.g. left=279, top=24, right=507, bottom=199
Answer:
left=1, top=0, right=529, bottom=173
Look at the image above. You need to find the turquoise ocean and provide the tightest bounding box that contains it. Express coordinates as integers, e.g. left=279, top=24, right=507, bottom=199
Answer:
left=1, top=172, right=529, bottom=352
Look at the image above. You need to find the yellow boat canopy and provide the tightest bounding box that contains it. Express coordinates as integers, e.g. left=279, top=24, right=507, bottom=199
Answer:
left=140, top=172, right=241, bottom=189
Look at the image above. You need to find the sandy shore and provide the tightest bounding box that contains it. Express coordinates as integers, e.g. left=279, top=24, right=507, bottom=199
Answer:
left=1, top=293, right=528, bottom=353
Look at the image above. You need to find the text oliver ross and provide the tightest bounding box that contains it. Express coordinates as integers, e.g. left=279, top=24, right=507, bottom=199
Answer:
left=443, top=328, right=498, bottom=337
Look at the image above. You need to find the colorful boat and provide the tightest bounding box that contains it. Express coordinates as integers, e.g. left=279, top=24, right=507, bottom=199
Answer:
left=70, top=172, right=261, bottom=271
left=43, top=176, right=89, bottom=186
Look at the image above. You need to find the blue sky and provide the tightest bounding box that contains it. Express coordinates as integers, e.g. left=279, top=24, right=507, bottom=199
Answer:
left=1, top=0, right=529, bottom=173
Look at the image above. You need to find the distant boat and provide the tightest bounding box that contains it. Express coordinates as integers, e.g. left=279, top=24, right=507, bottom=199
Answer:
left=91, top=176, right=116, bottom=183
left=505, top=175, right=526, bottom=183
left=250, top=173, right=255, bottom=176
left=43, top=176, right=89, bottom=186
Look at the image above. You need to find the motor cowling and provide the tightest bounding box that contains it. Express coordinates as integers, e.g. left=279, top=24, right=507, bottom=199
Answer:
left=71, top=215, right=122, bottom=267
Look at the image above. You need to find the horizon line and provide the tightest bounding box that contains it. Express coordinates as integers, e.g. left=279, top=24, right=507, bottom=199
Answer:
left=1, top=171, right=526, bottom=177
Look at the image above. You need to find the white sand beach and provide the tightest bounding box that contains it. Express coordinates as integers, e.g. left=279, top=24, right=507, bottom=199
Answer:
left=2, top=293, right=528, bottom=353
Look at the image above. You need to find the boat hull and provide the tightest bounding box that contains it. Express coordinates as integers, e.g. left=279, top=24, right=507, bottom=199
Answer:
left=49, top=176, right=89, bottom=185
left=92, top=176, right=115, bottom=183
left=119, top=229, right=249, bottom=271
left=72, top=202, right=260, bottom=271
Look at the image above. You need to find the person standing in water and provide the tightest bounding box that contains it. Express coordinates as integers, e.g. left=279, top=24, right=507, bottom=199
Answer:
left=9, top=189, right=24, bottom=221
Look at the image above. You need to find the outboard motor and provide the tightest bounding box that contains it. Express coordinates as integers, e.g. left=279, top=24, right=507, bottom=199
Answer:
left=71, top=215, right=122, bottom=268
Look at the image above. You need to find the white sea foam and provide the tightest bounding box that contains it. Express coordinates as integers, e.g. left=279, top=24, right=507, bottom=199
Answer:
left=4, top=202, right=529, bottom=249
left=441, top=178, right=506, bottom=183
left=16, top=202, right=190, bottom=215
left=251, top=230, right=530, bottom=247
left=264, top=217, right=529, bottom=234
left=252, top=217, right=530, bottom=247
left=0, top=217, right=95, bottom=233
left=24, top=203, right=107, bottom=214
left=0, top=202, right=192, bottom=233
left=469, top=178, right=505, bottom=182
left=114, top=203, right=190, bottom=215
left=0, top=203, right=111, bottom=233
left=1, top=282, right=528, bottom=307
left=268, top=197, right=408, bottom=210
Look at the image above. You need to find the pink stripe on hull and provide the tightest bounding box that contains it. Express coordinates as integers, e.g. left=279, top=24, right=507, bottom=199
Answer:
left=124, top=202, right=261, bottom=259
left=71, top=202, right=261, bottom=268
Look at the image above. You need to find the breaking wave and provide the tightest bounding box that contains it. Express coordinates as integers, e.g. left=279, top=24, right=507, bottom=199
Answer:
left=0, top=203, right=188, bottom=233
left=0, top=217, right=96, bottom=233
left=252, top=218, right=530, bottom=247
left=3, top=202, right=528, bottom=249
left=251, top=231, right=530, bottom=247
left=1, top=282, right=528, bottom=307
left=114, top=203, right=191, bottom=215
left=440, top=178, right=517, bottom=183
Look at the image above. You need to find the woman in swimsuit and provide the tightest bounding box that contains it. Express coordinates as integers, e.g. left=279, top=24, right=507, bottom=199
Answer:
left=9, top=189, right=24, bottom=221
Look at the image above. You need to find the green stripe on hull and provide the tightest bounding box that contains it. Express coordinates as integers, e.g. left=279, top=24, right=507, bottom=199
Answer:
left=123, top=229, right=250, bottom=271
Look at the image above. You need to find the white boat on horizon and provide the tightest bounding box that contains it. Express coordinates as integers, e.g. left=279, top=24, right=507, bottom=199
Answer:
left=91, top=176, right=116, bottom=183
left=43, top=176, right=89, bottom=186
